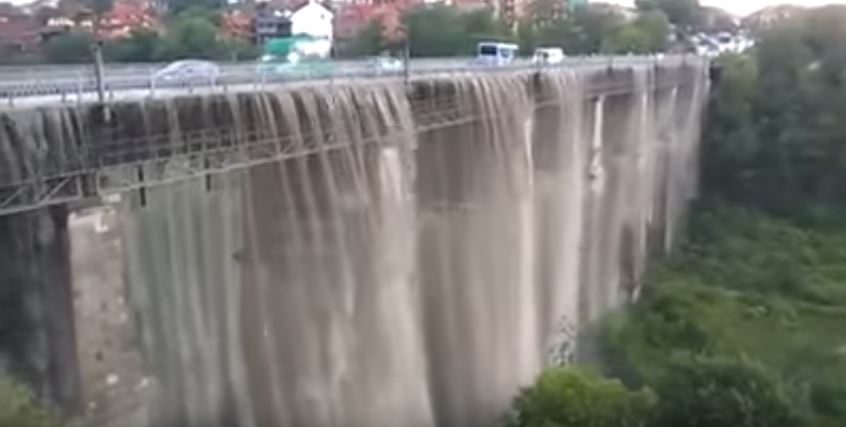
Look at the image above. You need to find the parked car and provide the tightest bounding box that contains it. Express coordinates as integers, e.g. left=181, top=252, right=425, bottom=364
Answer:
left=154, top=60, right=219, bottom=86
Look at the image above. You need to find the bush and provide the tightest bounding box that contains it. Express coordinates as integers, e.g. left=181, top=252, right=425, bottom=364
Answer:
left=44, top=33, right=93, bottom=64
left=506, top=368, right=655, bottom=427
left=653, top=356, right=802, bottom=427
left=0, top=376, right=60, bottom=427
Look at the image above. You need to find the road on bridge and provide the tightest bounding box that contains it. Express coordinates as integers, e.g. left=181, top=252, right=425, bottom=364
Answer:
left=0, top=56, right=679, bottom=109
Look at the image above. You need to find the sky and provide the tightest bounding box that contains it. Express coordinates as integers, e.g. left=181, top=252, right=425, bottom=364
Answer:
left=605, top=0, right=846, bottom=16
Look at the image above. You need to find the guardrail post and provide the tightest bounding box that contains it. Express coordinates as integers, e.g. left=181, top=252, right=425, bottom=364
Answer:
left=149, top=67, right=156, bottom=98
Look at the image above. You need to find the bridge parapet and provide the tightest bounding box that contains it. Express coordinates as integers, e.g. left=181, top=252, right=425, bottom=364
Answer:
left=0, top=56, right=707, bottom=216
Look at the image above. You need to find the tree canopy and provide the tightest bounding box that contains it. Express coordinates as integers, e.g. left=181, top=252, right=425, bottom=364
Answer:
left=346, top=2, right=675, bottom=58
left=602, top=10, right=670, bottom=54
left=654, top=357, right=801, bottom=427
left=704, top=5, right=846, bottom=212
left=635, top=0, right=699, bottom=28
left=507, top=368, right=656, bottom=427
left=45, top=32, right=94, bottom=63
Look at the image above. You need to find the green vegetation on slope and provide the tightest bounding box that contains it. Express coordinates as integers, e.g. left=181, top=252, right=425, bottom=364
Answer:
left=604, top=206, right=846, bottom=426
left=0, top=376, right=61, bottom=427
left=507, top=369, right=655, bottom=427
left=510, top=5, right=846, bottom=427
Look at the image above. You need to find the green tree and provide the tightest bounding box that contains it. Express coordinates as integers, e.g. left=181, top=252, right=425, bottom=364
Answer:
left=566, top=4, right=627, bottom=54
left=461, top=8, right=510, bottom=44
left=603, top=24, right=654, bottom=54
left=156, top=12, right=224, bottom=60
left=703, top=6, right=846, bottom=211
left=506, top=368, right=656, bottom=427
left=338, top=19, right=385, bottom=57
left=653, top=356, right=802, bottom=427
left=106, top=29, right=160, bottom=62
left=405, top=5, right=466, bottom=57
left=516, top=18, right=537, bottom=55
left=45, top=32, right=94, bottom=63
left=220, top=36, right=259, bottom=61
left=168, top=0, right=222, bottom=16
left=635, top=10, right=671, bottom=49
left=404, top=5, right=510, bottom=57
left=602, top=10, right=670, bottom=54
left=636, top=0, right=699, bottom=28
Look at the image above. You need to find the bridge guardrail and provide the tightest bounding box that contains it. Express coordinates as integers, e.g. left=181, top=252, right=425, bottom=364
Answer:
left=0, top=55, right=702, bottom=107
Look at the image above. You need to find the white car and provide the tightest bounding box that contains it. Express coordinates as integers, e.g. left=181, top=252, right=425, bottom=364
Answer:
left=154, top=60, right=219, bottom=85
left=532, top=47, right=565, bottom=65
left=368, top=57, right=404, bottom=75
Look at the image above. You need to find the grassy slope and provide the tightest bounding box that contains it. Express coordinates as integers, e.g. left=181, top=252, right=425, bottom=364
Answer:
left=603, top=205, right=846, bottom=426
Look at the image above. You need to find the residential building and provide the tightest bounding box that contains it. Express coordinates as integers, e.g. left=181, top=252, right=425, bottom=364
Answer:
left=0, top=12, right=41, bottom=51
left=291, top=0, right=333, bottom=40
left=253, top=3, right=293, bottom=45
left=97, top=1, right=158, bottom=40
left=222, top=9, right=253, bottom=39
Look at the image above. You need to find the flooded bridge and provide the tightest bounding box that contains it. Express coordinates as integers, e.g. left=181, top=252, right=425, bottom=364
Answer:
left=0, top=56, right=708, bottom=427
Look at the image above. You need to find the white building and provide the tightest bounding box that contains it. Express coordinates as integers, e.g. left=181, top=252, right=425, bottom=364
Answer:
left=291, top=0, right=334, bottom=41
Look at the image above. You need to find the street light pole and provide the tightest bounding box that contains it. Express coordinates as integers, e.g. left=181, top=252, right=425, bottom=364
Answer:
left=93, top=41, right=106, bottom=104
left=402, top=23, right=410, bottom=84
left=91, top=10, right=106, bottom=105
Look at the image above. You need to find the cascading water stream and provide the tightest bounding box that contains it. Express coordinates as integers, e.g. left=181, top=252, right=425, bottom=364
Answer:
left=0, top=61, right=709, bottom=427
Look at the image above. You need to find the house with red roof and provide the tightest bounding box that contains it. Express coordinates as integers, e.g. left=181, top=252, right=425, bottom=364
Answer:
left=0, top=12, right=41, bottom=51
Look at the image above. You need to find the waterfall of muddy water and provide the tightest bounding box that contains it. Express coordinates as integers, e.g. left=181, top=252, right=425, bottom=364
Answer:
left=0, top=62, right=710, bottom=427
left=530, top=71, right=587, bottom=367
left=117, top=83, right=435, bottom=427
left=415, top=75, right=539, bottom=427
left=0, top=209, right=79, bottom=410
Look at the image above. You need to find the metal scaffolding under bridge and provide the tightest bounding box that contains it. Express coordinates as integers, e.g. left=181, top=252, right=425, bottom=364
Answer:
left=0, top=56, right=702, bottom=217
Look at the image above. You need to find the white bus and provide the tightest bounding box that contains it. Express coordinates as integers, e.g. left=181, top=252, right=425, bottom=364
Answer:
left=476, top=42, right=519, bottom=66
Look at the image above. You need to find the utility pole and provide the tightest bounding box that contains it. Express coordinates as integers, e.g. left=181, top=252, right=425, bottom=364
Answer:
left=93, top=41, right=106, bottom=104
left=91, top=15, right=111, bottom=123
left=400, top=22, right=410, bottom=83
left=89, top=0, right=112, bottom=105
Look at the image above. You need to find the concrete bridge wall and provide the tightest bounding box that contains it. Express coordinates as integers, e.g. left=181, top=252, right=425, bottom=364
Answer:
left=0, top=62, right=708, bottom=426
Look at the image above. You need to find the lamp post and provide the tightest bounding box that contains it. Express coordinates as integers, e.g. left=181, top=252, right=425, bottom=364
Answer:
left=92, top=40, right=106, bottom=104
left=399, top=22, right=409, bottom=83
